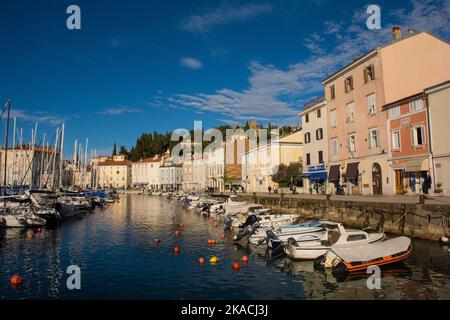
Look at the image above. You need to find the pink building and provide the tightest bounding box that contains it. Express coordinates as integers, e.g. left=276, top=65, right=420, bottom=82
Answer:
left=324, top=29, right=450, bottom=195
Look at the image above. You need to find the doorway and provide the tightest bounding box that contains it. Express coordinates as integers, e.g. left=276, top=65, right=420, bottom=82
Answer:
left=395, top=170, right=404, bottom=195
left=372, top=163, right=383, bottom=195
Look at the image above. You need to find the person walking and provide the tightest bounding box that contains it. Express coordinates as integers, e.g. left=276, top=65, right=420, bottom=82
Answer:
left=268, top=186, right=272, bottom=194
left=422, top=174, right=432, bottom=194
left=409, top=174, right=416, bottom=193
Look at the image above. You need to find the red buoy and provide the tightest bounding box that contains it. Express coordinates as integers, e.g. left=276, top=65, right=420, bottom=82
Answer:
left=242, top=255, right=249, bottom=263
left=220, top=234, right=226, bottom=239
left=232, top=261, right=240, bottom=271
left=173, top=246, right=180, bottom=254
left=175, top=230, right=180, bottom=237
left=179, top=223, right=185, bottom=228
left=199, top=257, right=205, bottom=264
left=10, top=275, right=23, bottom=286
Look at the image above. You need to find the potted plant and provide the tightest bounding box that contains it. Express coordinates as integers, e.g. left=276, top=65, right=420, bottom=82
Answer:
left=435, top=183, right=443, bottom=194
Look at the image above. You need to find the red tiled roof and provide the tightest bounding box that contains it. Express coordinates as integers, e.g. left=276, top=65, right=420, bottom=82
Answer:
left=98, top=160, right=131, bottom=166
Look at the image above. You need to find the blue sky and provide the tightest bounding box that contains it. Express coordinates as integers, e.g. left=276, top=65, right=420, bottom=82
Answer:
left=1, top=0, right=449, bottom=157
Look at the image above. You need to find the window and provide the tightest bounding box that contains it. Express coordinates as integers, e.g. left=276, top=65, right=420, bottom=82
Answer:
left=364, top=65, right=375, bottom=83
left=412, top=126, right=425, bottom=147
left=304, top=132, right=311, bottom=144
left=369, top=128, right=380, bottom=148
left=331, top=109, right=337, bottom=128
left=305, top=114, right=309, bottom=123
left=409, top=99, right=424, bottom=112
left=392, top=131, right=401, bottom=151
left=331, top=138, right=339, bottom=156
left=367, top=94, right=376, bottom=116
left=346, top=103, right=355, bottom=123
left=345, top=76, right=354, bottom=93
left=306, top=153, right=311, bottom=166
left=389, top=106, right=401, bottom=118
left=330, top=85, right=336, bottom=99
left=348, top=134, right=356, bottom=152
left=317, top=108, right=321, bottom=118
left=318, top=151, right=324, bottom=164
left=316, top=128, right=323, bottom=140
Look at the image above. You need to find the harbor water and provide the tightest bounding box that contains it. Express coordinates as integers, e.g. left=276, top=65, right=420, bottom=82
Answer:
left=1, top=194, right=449, bottom=300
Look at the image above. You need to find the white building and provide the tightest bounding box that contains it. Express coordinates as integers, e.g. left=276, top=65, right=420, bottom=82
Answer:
left=299, top=97, right=329, bottom=194
left=131, top=156, right=162, bottom=189
left=160, top=164, right=182, bottom=190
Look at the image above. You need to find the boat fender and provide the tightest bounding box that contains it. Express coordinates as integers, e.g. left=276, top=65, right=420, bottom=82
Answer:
left=439, top=235, right=449, bottom=245
left=313, top=255, right=326, bottom=271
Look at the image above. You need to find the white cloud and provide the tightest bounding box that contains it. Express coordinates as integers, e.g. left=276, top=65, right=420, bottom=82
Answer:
left=11, top=109, right=69, bottom=126
left=98, top=106, right=143, bottom=116
left=180, top=57, right=203, bottom=70
left=162, top=0, right=450, bottom=125
left=181, top=2, right=272, bottom=33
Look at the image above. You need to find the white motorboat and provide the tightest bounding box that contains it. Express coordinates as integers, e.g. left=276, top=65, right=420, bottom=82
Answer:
left=1, top=211, right=46, bottom=228
left=249, top=221, right=325, bottom=245
left=285, top=222, right=385, bottom=261
left=210, top=195, right=248, bottom=214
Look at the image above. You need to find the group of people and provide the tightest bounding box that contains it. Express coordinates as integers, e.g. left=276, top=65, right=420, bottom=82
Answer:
left=267, top=186, right=279, bottom=194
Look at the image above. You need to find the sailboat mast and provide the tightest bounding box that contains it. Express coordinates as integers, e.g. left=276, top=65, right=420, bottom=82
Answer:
left=59, top=123, right=65, bottom=188
left=11, top=117, right=16, bottom=186
left=52, top=127, right=59, bottom=190
left=39, top=133, right=46, bottom=189
left=3, top=100, right=11, bottom=187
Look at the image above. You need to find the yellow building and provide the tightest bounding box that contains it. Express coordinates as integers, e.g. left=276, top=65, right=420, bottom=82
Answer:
left=241, top=130, right=303, bottom=192
left=97, top=155, right=132, bottom=189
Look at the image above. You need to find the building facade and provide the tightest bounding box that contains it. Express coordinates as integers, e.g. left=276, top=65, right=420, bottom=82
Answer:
left=426, top=80, right=450, bottom=196
left=300, top=97, right=329, bottom=194
left=131, top=156, right=162, bottom=189
left=383, top=93, right=431, bottom=195
left=160, top=164, right=182, bottom=190
left=242, top=130, right=303, bottom=193
left=97, top=155, right=132, bottom=189
left=324, top=30, right=450, bottom=195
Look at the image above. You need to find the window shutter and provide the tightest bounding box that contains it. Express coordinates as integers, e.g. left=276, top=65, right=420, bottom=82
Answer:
left=368, top=131, right=371, bottom=148
left=421, top=126, right=425, bottom=145
left=411, top=128, right=416, bottom=147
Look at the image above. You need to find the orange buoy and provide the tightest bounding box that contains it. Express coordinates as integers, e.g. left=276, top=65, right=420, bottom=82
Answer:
left=232, top=261, right=240, bottom=270
left=173, top=246, right=180, bottom=254
left=220, top=234, right=226, bottom=239
left=10, top=275, right=23, bottom=286
left=175, top=230, right=180, bottom=237
left=242, top=255, right=249, bottom=263
left=199, top=257, right=205, bottom=264
left=179, top=223, right=185, bottom=228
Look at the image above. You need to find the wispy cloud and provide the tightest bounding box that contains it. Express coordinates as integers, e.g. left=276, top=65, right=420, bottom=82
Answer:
left=11, top=109, right=69, bottom=126
left=180, top=2, right=272, bottom=33
left=180, top=57, right=203, bottom=70
left=98, top=106, right=143, bottom=116
left=162, top=0, right=450, bottom=125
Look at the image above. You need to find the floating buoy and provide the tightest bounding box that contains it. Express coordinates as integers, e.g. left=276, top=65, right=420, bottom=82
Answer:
left=10, top=275, right=23, bottom=286
left=242, top=255, right=249, bottom=263
left=173, top=246, right=180, bottom=254
left=179, top=223, right=185, bottom=228
left=208, top=239, right=217, bottom=245
left=155, top=238, right=161, bottom=244
left=210, top=256, right=218, bottom=264
left=175, top=230, right=180, bottom=237
left=199, top=257, right=205, bottom=264
left=220, top=234, right=226, bottom=239
left=232, top=261, right=240, bottom=270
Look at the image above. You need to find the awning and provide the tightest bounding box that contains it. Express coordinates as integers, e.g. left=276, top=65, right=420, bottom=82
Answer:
left=301, top=171, right=328, bottom=181
left=329, top=165, right=340, bottom=183
left=346, top=162, right=359, bottom=183
left=391, top=158, right=429, bottom=172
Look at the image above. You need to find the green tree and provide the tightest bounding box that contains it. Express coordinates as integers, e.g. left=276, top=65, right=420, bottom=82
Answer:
left=271, top=162, right=303, bottom=188
left=112, top=143, right=117, bottom=156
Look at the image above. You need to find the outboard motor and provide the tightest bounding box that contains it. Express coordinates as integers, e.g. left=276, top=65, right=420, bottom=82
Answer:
left=233, top=225, right=255, bottom=242
left=240, top=215, right=259, bottom=229
left=268, top=230, right=286, bottom=259
left=224, top=215, right=233, bottom=231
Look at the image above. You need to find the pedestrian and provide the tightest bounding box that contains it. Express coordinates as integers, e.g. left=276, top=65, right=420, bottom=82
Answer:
left=422, top=174, right=431, bottom=194
left=268, top=186, right=272, bottom=194
left=409, top=174, right=416, bottom=193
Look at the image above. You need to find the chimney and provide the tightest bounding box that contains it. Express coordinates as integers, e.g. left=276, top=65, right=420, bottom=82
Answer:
left=392, top=26, right=402, bottom=41
left=408, top=27, right=415, bottom=35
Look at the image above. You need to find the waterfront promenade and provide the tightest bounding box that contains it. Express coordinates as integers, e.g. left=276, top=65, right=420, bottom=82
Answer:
left=215, top=192, right=450, bottom=206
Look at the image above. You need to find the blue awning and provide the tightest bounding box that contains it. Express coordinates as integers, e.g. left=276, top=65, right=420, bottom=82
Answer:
left=300, top=171, right=328, bottom=181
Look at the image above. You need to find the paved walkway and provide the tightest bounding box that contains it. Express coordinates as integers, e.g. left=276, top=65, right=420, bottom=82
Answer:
left=219, top=192, right=450, bottom=206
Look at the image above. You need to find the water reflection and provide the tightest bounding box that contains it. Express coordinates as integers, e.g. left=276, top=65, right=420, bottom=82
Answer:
left=0, top=194, right=449, bottom=300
